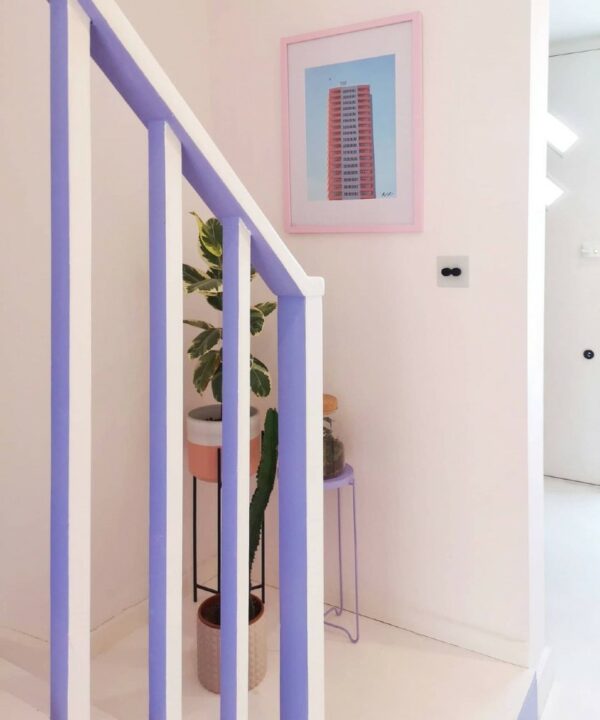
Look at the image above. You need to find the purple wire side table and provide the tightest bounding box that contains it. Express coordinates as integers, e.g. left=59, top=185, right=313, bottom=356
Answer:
left=324, top=463, right=359, bottom=643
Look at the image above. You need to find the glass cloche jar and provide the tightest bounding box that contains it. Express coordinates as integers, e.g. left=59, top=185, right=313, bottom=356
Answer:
left=323, top=394, right=345, bottom=479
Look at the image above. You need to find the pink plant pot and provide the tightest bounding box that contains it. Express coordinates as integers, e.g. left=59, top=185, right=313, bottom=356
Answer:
left=186, top=405, right=261, bottom=483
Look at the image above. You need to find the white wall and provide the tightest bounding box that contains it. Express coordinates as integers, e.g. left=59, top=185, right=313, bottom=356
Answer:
left=0, top=0, right=213, bottom=639
left=204, top=0, right=547, bottom=665
left=545, top=40, right=600, bottom=485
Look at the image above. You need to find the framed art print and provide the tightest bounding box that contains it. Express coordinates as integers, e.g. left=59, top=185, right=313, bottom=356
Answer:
left=281, top=13, right=423, bottom=234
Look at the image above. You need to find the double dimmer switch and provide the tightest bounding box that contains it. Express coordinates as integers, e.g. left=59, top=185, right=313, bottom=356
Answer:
left=437, top=256, right=469, bottom=288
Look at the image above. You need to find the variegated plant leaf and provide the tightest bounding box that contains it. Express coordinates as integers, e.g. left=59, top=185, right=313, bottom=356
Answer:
left=206, top=293, right=223, bottom=311
left=250, top=356, right=271, bottom=397
left=193, top=350, right=221, bottom=394
left=188, top=328, right=221, bottom=359
left=183, top=319, right=213, bottom=330
left=250, top=307, right=265, bottom=336
left=187, top=277, right=222, bottom=294
left=182, top=263, right=208, bottom=291
left=211, top=366, right=222, bottom=403
left=255, top=301, right=276, bottom=317
left=191, top=212, right=222, bottom=267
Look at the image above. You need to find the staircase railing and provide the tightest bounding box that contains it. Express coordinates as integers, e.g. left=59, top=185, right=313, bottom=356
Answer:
left=49, top=1, right=325, bottom=718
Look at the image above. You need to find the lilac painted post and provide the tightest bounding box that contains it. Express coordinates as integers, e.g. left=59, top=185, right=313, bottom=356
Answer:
left=221, top=217, right=252, bottom=719
left=278, top=295, right=325, bottom=720
left=50, top=1, right=92, bottom=717
left=148, top=121, right=183, bottom=720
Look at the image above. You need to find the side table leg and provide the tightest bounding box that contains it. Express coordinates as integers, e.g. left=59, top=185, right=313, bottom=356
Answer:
left=324, top=474, right=360, bottom=643
left=351, top=481, right=360, bottom=643
left=335, top=487, right=344, bottom=616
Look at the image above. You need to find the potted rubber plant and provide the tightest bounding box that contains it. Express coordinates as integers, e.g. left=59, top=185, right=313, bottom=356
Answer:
left=196, top=408, right=278, bottom=692
left=183, top=213, right=276, bottom=483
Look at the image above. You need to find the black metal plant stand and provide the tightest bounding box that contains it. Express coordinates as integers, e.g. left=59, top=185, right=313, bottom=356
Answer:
left=192, top=448, right=265, bottom=603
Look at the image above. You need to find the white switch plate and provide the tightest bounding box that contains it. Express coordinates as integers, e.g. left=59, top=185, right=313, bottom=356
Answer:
left=580, top=243, right=600, bottom=258
left=437, top=256, right=469, bottom=288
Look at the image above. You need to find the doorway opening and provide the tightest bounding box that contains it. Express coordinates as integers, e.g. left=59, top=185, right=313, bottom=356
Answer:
left=544, top=3, right=600, bottom=715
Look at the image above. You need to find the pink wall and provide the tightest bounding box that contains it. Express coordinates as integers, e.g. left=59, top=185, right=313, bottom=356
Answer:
left=0, top=0, right=546, bottom=671
left=0, top=0, right=214, bottom=640
left=203, top=0, right=547, bottom=666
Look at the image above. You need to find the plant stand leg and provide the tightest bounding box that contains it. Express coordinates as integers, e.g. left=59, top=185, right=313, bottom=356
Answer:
left=193, top=475, right=198, bottom=603
left=261, top=519, right=266, bottom=604
left=217, top=448, right=222, bottom=595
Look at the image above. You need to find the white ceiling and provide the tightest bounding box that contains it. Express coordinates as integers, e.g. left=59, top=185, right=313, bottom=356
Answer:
left=550, top=0, right=600, bottom=42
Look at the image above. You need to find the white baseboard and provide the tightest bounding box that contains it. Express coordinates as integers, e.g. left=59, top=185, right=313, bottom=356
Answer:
left=90, top=561, right=537, bottom=671
left=91, top=598, right=148, bottom=657
left=367, top=605, right=530, bottom=666
left=92, top=554, right=219, bottom=657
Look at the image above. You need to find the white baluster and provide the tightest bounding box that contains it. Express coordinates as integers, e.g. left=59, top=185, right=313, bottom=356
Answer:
left=148, top=121, right=183, bottom=720
left=50, top=1, right=92, bottom=717
left=221, top=217, right=252, bottom=719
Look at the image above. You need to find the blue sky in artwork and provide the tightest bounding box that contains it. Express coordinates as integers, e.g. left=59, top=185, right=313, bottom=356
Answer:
left=305, top=54, right=396, bottom=201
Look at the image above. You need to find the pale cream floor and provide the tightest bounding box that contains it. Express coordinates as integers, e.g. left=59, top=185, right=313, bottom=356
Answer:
left=543, top=476, right=600, bottom=719
left=5, top=477, right=600, bottom=719
left=1, top=562, right=544, bottom=719
left=0, top=588, right=534, bottom=720
left=86, top=586, right=532, bottom=720
left=7, top=478, right=599, bottom=718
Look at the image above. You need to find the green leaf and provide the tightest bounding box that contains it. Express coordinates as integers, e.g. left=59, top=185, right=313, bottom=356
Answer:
left=207, top=293, right=223, bottom=311
left=187, top=277, right=223, bottom=294
left=207, top=266, right=223, bottom=280
left=211, top=367, right=222, bottom=403
left=182, top=263, right=208, bottom=291
left=201, top=218, right=223, bottom=257
left=183, top=319, right=214, bottom=330
left=193, top=350, right=221, bottom=395
left=190, top=211, right=205, bottom=233
left=250, top=307, right=265, bottom=336
left=255, top=301, right=276, bottom=318
left=191, top=212, right=222, bottom=267
left=251, top=356, right=269, bottom=371
left=250, top=356, right=271, bottom=397
left=188, top=328, right=221, bottom=359
left=193, top=214, right=223, bottom=262
left=249, top=409, right=278, bottom=573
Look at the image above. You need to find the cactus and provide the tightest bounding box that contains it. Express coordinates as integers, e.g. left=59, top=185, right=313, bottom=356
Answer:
left=249, top=408, right=278, bottom=576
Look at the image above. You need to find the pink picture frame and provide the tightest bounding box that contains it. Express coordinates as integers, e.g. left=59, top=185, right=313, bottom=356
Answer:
left=281, top=13, right=423, bottom=234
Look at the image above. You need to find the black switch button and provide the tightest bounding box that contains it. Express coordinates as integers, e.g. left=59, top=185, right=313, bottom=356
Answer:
left=584, top=349, right=595, bottom=360
left=441, top=267, right=462, bottom=277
